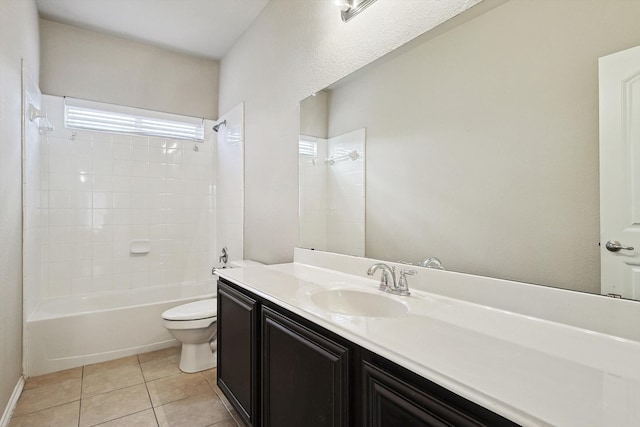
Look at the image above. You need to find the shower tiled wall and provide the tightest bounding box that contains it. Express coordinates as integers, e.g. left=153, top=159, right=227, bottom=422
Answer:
left=299, top=137, right=328, bottom=251
left=326, top=129, right=365, bottom=256
left=23, top=73, right=44, bottom=319
left=298, top=129, right=365, bottom=257
left=39, top=95, right=218, bottom=298
left=215, top=103, right=244, bottom=264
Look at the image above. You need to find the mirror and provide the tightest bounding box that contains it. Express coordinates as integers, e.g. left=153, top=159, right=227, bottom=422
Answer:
left=299, top=91, right=366, bottom=256
left=298, top=0, right=640, bottom=300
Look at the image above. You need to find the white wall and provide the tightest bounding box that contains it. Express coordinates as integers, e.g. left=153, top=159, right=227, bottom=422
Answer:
left=40, top=19, right=219, bottom=119
left=39, top=95, right=218, bottom=298
left=0, top=0, right=39, bottom=415
left=219, top=0, right=486, bottom=264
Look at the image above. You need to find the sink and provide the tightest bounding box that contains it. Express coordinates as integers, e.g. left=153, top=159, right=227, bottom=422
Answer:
left=309, top=289, right=409, bottom=317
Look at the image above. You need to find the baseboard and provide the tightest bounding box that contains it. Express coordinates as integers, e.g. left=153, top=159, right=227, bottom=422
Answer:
left=0, top=376, right=24, bottom=427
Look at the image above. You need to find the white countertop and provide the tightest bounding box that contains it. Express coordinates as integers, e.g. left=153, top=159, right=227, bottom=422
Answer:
left=217, top=262, right=640, bottom=427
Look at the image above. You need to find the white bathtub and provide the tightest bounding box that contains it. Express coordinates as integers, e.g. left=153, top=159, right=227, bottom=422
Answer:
left=24, top=281, right=217, bottom=376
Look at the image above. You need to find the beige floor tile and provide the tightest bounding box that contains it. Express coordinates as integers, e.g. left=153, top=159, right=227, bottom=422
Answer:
left=155, top=389, right=232, bottom=427
left=9, top=401, right=80, bottom=427
left=140, top=353, right=182, bottom=382
left=146, top=372, right=212, bottom=407
left=24, top=367, right=83, bottom=390
left=207, top=419, right=240, bottom=427
left=79, top=383, right=151, bottom=427
left=201, top=368, right=216, bottom=386
left=193, top=369, right=241, bottom=427
left=82, top=362, right=144, bottom=397
left=94, top=409, right=158, bottom=426
left=13, top=378, right=81, bottom=416
left=137, top=346, right=180, bottom=364
left=206, top=373, right=234, bottom=413
left=216, top=406, right=242, bottom=427
left=84, top=355, right=140, bottom=377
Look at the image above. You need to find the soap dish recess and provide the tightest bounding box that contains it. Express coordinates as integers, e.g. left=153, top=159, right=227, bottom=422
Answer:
left=130, top=239, right=151, bottom=254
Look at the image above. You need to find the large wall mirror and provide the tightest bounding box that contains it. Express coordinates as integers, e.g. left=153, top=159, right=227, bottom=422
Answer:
left=298, top=0, right=640, bottom=301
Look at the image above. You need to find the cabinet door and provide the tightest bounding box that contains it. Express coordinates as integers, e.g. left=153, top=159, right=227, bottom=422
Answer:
left=217, top=281, right=258, bottom=427
left=363, top=361, right=508, bottom=427
left=261, top=306, right=349, bottom=427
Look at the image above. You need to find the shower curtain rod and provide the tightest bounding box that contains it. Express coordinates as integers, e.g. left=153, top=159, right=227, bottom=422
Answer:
left=325, top=150, right=361, bottom=165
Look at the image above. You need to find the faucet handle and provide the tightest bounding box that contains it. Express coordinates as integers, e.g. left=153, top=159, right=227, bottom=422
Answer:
left=395, top=269, right=417, bottom=296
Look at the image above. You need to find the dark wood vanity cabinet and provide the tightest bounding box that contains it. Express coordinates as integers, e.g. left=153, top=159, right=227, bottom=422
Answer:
left=217, top=281, right=259, bottom=427
left=217, top=278, right=519, bottom=427
left=362, top=359, right=517, bottom=427
left=261, top=306, right=350, bottom=427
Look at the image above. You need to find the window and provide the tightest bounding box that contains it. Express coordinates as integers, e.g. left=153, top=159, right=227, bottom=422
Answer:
left=299, top=136, right=318, bottom=158
left=64, top=97, right=204, bottom=141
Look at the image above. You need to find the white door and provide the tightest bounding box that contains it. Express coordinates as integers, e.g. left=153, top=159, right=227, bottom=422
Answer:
left=600, top=45, right=640, bottom=299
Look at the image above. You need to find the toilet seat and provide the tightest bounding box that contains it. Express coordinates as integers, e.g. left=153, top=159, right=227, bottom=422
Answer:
left=162, top=299, right=217, bottom=321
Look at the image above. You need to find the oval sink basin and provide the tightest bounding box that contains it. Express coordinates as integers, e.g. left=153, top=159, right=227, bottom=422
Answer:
left=309, top=289, right=408, bottom=317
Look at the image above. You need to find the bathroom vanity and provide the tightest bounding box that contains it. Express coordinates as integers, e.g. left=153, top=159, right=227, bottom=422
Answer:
left=216, top=249, right=640, bottom=427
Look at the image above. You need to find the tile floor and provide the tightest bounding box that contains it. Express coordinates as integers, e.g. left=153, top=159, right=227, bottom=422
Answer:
left=9, top=346, right=241, bottom=427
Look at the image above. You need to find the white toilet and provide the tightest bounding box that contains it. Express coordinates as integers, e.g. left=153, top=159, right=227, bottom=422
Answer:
left=161, top=299, right=218, bottom=373
left=162, top=259, right=264, bottom=373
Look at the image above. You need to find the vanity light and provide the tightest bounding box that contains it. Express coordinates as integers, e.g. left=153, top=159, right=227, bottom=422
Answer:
left=337, top=0, right=378, bottom=22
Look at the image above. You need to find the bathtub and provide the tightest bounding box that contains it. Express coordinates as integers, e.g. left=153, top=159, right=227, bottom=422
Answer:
left=24, top=281, right=217, bottom=376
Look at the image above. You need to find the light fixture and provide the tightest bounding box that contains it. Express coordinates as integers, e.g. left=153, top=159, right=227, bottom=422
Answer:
left=335, top=0, right=351, bottom=12
left=337, top=0, right=378, bottom=22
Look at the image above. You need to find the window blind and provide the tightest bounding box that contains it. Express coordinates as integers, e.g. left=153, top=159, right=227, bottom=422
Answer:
left=64, top=98, right=204, bottom=141
left=299, top=136, right=318, bottom=157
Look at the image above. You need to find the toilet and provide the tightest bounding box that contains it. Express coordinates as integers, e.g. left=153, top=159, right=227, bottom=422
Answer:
left=161, top=299, right=218, bottom=373
left=162, top=259, right=264, bottom=373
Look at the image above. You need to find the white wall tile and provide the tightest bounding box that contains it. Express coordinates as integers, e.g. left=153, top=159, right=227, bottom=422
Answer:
left=112, top=142, right=131, bottom=159
left=35, top=95, right=235, bottom=298
left=113, top=159, right=132, bottom=176
left=131, top=145, right=149, bottom=161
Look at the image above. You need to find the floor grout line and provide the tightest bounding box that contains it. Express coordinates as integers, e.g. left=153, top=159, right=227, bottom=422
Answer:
left=140, top=355, right=161, bottom=427
left=77, top=366, right=84, bottom=427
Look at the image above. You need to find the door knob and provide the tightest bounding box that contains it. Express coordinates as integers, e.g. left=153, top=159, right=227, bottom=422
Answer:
left=605, top=240, right=634, bottom=252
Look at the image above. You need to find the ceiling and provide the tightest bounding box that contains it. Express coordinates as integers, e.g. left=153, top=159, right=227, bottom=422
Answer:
left=35, top=0, right=269, bottom=60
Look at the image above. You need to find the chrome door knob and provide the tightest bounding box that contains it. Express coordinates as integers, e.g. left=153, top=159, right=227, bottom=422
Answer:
left=605, top=240, right=635, bottom=252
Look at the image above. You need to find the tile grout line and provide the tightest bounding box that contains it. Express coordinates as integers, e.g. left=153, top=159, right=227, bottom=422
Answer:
left=139, top=354, right=161, bottom=427
left=77, top=366, right=84, bottom=427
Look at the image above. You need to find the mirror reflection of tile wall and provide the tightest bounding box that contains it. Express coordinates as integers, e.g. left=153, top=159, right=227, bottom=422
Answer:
left=299, top=129, right=365, bottom=256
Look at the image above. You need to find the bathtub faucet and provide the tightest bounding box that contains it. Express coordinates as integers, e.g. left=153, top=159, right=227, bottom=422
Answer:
left=219, top=247, right=229, bottom=265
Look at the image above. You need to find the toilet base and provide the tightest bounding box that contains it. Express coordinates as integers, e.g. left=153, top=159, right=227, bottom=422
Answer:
left=179, top=342, right=216, bottom=373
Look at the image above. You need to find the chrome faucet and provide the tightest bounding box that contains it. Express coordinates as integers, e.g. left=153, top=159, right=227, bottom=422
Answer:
left=367, top=263, right=416, bottom=296
left=219, top=246, right=229, bottom=264
left=420, top=257, right=444, bottom=270
left=367, top=263, right=396, bottom=291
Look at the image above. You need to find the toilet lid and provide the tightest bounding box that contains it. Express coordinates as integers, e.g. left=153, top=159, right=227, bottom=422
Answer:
left=161, top=299, right=217, bottom=321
